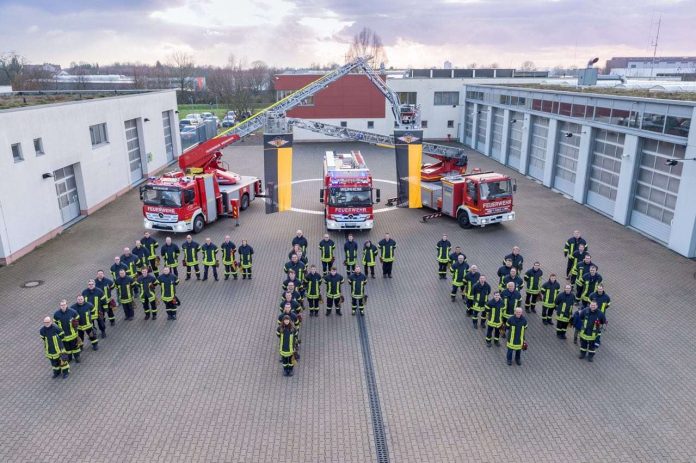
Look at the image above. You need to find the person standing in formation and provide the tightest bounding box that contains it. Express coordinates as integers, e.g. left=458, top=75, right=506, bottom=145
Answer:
left=157, top=266, right=179, bottom=320
left=137, top=267, right=159, bottom=320
left=568, top=244, right=588, bottom=285
left=53, top=300, right=79, bottom=363
left=94, top=270, right=116, bottom=326
left=120, top=247, right=139, bottom=278
left=141, top=231, right=160, bottom=276
left=304, top=264, right=323, bottom=317
left=506, top=307, right=528, bottom=366
left=539, top=274, right=560, bottom=326
left=554, top=284, right=575, bottom=339
left=40, top=316, right=70, bottom=378
left=110, top=256, right=127, bottom=281
left=160, top=236, right=180, bottom=277
left=523, top=261, right=543, bottom=313
left=114, top=268, right=136, bottom=321
left=201, top=237, right=219, bottom=281
left=292, top=230, right=308, bottom=255
left=318, top=234, right=336, bottom=276
left=277, top=316, right=298, bottom=377
left=362, top=240, right=378, bottom=279
left=470, top=275, right=491, bottom=329
left=323, top=267, right=344, bottom=316
left=485, top=291, right=504, bottom=347
left=348, top=266, right=368, bottom=315
left=82, top=279, right=107, bottom=338
left=238, top=240, right=254, bottom=279
left=576, top=301, right=606, bottom=362
left=344, top=233, right=359, bottom=276
left=563, top=230, right=587, bottom=280
left=497, top=258, right=513, bottom=291
left=182, top=235, right=201, bottom=281
left=449, top=246, right=465, bottom=274
left=436, top=234, right=451, bottom=279
left=220, top=235, right=239, bottom=280
left=450, top=254, right=469, bottom=302
left=71, top=295, right=98, bottom=352
left=463, top=265, right=480, bottom=316
left=504, top=246, right=524, bottom=273
left=500, top=281, right=521, bottom=337
left=378, top=233, right=396, bottom=278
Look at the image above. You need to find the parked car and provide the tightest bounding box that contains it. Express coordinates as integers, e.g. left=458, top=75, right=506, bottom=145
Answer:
left=204, top=115, right=220, bottom=128
left=181, top=125, right=197, bottom=133
left=179, top=119, right=194, bottom=130
left=226, top=110, right=237, bottom=120
left=184, top=113, right=203, bottom=125
left=221, top=116, right=236, bottom=128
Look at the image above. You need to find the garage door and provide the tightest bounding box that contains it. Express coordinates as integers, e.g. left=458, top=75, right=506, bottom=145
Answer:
left=54, top=165, right=81, bottom=224
left=629, top=138, right=685, bottom=243
left=490, top=108, right=504, bottom=160
left=162, top=111, right=174, bottom=162
left=586, top=129, right=624, bottom=217
left=553, top=121, right=581, bottom=195
left=464, top=103, right=474, bottom=147
left=507, top=111, right=523, bottom=171
left=475, top=105, right=488, bottom=152
left=528, top=116, right=548, bottom=180
left=125, top=119, right=144, bottom=184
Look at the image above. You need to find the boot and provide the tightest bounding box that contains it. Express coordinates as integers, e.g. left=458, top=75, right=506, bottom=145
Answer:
left=74, top=353, right=81, bottom=363
left=152, top=313, right=157, bottom=320
left=326, top=309, right=331, bottom=316
left=494, top=340, right=500, bottom=346
left=352, top=310, right=356, bottom=316
left=507, top=359, right=512, bottom=366
left=288, top=368, right=294, bottom=377
left=530, top=306, right=536, bottom=313
left=579, top=352, right=586, bottom=359
left=53, top=370, right=61, bottom=378
left=283, top=367, right=289, bottom=376
left=336, top=309, right=342, bottom=316
left=525, top=307, right=530, bottom=313
left=486, top=341, right=492, bottom=348
left=233, top=275, right=238, bottom=280
left=92, top=343, right=99, bottom=351
left=110, top=320, right=115, bottom=326
left=588, top=355, right=594, bottom=362
left=451, top=295, right=456, bottom=302
left=242, top=275, right=247, bottom=280
left=515, top=358, right=522, bottom=366
left=101, top=331, right=107, bottom=339
left=371, top=274, right=375, bottom=279
left=360, top=310, right=365, bottom=316
left=185, top=275, right=191, bottom=281
left=388, top=274, right=392, bottom=278
left=145, top=313, right=150, bottom=320
left=62, top=370, right=69, bottom=379
left=224, top=275, right=229, bottom=281
left=473, top=321, right=478, bottom=329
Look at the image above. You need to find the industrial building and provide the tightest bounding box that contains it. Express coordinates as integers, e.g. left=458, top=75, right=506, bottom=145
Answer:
left=605, top=56, right=696, bottom=78
left=0, top=90, right=180, bottom=264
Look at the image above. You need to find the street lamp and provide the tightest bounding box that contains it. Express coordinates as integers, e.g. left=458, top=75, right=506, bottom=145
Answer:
left=665, top=157, right=696, bottom=166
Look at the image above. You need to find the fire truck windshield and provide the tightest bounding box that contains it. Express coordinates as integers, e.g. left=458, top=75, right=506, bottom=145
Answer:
left=328, top=187, right=372, bottom=207
left=479, top=180, right=512, bottom=200
left=142, top=187, right=182, bottom=207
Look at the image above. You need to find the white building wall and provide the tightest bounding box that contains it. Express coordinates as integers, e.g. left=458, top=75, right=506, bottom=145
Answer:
left=0, top=90, right=179, bottom=263
left=291, top=118, right=392, bottom=142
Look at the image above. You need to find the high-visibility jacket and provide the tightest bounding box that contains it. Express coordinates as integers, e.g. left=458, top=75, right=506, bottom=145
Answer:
left=114, top=276, right=135, bottom=304
left=160, top=243, right=180, bottom=267
left=319, top=239, right=336, bottom=263
left=110, top=262, right=128, bottom=281
left=291, top=236, right=308, bottom=254
left=588, top=291, right=611, bottom=314
left=436, top=239, right=451, bottom=263
left=449, top=251, right=466, bottom=272
left=277, top=326, right=297, bottom=357
left=471, top=282, right=491, bottom=311
left=82, top=287, right=105, bottom=318
left=238, top=245, right=254, bottom=268
left=71, top=302, right=95, bottom=331
left=282, top=277, right=304, bottom=295
left=503, top=252, right=524, bottom=272
left=201, top=243, right=218, bottom=266
left=486, top=298, right=504, bottom=328
left=464, top=271, right=480, bottom=299
left=362, top=245, right=378, bottom=267
left=554, top=292, right=575, bottom=322
left=344, top=240, right=359, bottom=265
left=501, top=289, right=521, bottom=319
left=503, top=274, right=524, bottom=292
left=524, top=268, right=543, bottom=294
left=141, top=236, right=159, bottom=262
left=157, top=274, right=178, bottom=302
left=569, top=250, right=588, bottom=275
left=348, top=273, right=367, bottom=298
left=323, top=273, right=344, bottom=298
left=497, top=264, right=512, bottom=290
left=304, top=272, right=323, bottom=298
left=137, top=274, right=158, bottom=302
left=284, top=261, right=306, bottom=282
left=40, top=324, right=65, bottom=359
left=132, top=245, right=151, bottom=269
left=581, top=273, right=603, bottom=302
left=220, top=241, right=237, bottom=265
left=288, top=249, right=308, bottom=266
left=181, top=241, right=201, bottom=265
left=564, top=236, right=588, bottom=259
left=578, top=309, right=606, bottom=341
left=378, top=239, right=396, bottom=262
left=94, top=277, right=114, bottom=303
left=120, top=253, right=139, bottom=277
left=53, top=308, right=79, bottom=342
left=540, top=280, right=560, bottom=308
left=451, top=261, right=469, bottom=286
left=574, top=259, right=595, bottom=282
left=506, top=316, right=528, bottom=350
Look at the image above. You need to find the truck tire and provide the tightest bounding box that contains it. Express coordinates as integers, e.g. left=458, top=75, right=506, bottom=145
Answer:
left=457, top=210, right=472, bottom=229
left=240, top=193, right=250, bottom=211
left=193, top=215, right=205, bottom=234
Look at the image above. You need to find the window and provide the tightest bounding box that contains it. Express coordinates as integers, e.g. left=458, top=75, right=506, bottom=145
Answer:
left=34, top=138, right=45, bottom=156
left=397, top=92, right=417, bottom=105
left=89, top=123, right=109, bottom=147
left=447, top=120, right=454, bottom=128
left=434, top=91, right=460, bottom=106
left=421, top=120, right=428, bottom=128
left=466, top=90, right=484, bottom=101
left=340, top=121, right=347, bottom=128
left=367, top=121, right=374, bottom=129
left=11, top=143, right=23, bottom=163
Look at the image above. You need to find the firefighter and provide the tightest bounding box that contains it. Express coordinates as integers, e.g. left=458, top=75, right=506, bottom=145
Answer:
left=563, top=230, right=587, bottom=279
left=114, top=268, right=136, bottom=321
left=471, top=274, right=491, bottom=328
left=71, top=295, right=98, bottom=352
left=53, top=300, right=79, bottom=362
left=239, top=239, right=254, bottom=279
left=279, top=291, right=301, bottom=314
left=554, top=284, right=575, bottom=339
left=283, top=271, right=305, bottom=307
left=110, top=256, right=128, bottom=281
left=120, top=247, right=139, bottom=278
left=40, top=316, right=70, bottom=378
left=278, top=303, right=299, bottom=326
left=436, top=234, right=451, bottom=279
left=497, top=258, right=513, bottom=291
left=319, top=233, right=336, bottom=276
left=283, top=282, right=304, bottom=310
left=158, top=266, right=180, bottom=320
left=500, top=281, right=522, bottom=336
left=284, top=253, right=307, bottom=282
left=344, top=233, right=359, bottom=275
left=160, top=236, right=180, bottom=277
left=503, top=267, right=524, bottom=292
left=288, top=244, right=308, bottom=266
left=304, top=264, right=323, bottom=316
left=539, top=273, right=560, bottom=325
left=571, top=250, right=592, bottom=288
left=82, top=279, right=107, bottom=338
left=589, top=284, right=611, bottom=347
left=485, top=291, right=504, bottom=347
left=94, top=270, right=116, bottom=326
left=449, top=246, right=466, bottom=274
left=378, top=233, right=396, bottom=278
left=137, top=267, right=159, bottom=320
left=523, top=261, right=543, bottom=313
left=292, top=229, right=308, bottom=254
left=580, top=265, right=603, bottom=307
left=220, top=235, right=239, bottom=280
left=141, top=231, right=160, bottom=276
left=277, top=315, right=298, bottom=377
left=450, top=254, right=468, bottom=302
left=503, top=246, right=524, bottom=273
left=463, top=265, right=480, bottom=315
left=506, top=307, right=528, bottom=366
left=362, top=240, right=378, bottom=278
left=324, top=267, right=344, bottom=316
left=201, top=237, right=219, bottom=281
left=181, top=235, right=201, bottom=281
left=348, top=265, right=368, bottom=315
left=576, top=301, right=606, bottom=362
left=132, top=240, right=151, bottom=273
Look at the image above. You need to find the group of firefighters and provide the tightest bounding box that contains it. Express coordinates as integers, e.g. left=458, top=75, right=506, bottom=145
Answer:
left=276, top=230, right=397, bottom=376
left=39, top=231, right=255, bottom=379
left=440, top=229, right=609, bottom=365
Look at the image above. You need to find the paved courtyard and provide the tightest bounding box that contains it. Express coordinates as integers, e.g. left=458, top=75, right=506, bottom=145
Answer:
left=1, top=139, right=695, bottom=462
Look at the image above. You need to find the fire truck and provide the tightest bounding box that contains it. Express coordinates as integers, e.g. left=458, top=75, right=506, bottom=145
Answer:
left=140, top=135, right=261, bottom=233
left=320, top=151, right=381, bottom=230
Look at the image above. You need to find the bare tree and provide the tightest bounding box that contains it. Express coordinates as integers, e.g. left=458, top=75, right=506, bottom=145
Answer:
left=248, top=60, right=270, bottom=92
left=207, top=67, right=235, bottom=106
left=345, top=27, right=388, bottom=68
left=169, top=51, right=195, bottom=94
left=520, top=60, right=537, bottom=71
left=0, top=52, right=26, bottom=88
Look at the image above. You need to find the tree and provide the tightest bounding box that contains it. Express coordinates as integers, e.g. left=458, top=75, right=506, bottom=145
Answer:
left=0, top=52, right=26, bottom=88
left=345, top=27, right=388, bottom=68
left=467, top=62, right=477, bottom=69
left=520, top=60, right=537, bottom=71
left=169, top=50, right=195, bottom=94
left=248, top=60, right=270, bottom=92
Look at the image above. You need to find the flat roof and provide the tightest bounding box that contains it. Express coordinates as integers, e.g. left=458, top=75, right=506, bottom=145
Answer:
left=490, top=83, right=696, bottom=102
left=0, top=90, right=158, bottom=111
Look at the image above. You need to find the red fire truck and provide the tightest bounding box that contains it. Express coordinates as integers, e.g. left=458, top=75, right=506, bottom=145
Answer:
left=140, top=135, right=262, bottom=233
left=320, top=150, right=381, bottom=230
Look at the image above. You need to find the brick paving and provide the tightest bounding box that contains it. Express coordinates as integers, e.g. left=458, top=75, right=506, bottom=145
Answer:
left=0, top=140, right=695, bottom=462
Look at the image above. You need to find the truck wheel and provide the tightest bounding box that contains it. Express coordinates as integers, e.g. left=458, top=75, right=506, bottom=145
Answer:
left=193, top=215, right=205, bottom=234
left=240, top=193, right=250, bottom=211
left=457, top=210, right=472, bottom=229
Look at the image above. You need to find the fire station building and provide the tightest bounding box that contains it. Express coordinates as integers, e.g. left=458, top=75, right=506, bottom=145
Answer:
left=0, top=90, right=180, bottom=265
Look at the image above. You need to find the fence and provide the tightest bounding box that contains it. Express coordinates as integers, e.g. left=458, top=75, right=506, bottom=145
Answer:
left=180, top=119, right=217, bottom=152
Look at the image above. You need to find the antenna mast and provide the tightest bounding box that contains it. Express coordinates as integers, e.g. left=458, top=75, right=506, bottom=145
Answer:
left=650, top=16, right=661, bottom=80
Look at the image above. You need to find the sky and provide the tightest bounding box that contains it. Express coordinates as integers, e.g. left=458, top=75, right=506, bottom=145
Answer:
left=1, top=0, right=695, bottom=69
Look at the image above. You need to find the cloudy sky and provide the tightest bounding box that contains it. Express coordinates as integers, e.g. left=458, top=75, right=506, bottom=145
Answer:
left=1, top=0, right=694, bottom=69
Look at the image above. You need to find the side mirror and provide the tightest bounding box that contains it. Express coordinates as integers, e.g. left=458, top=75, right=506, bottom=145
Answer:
left=375, top=189, right=381, bottom=204
left=319, top=189, right=324, bottom=203
left=184, top=190, right=194, bottom=204
left=513, top=180, right=517, bottom=193
left=139, top=186, right=145, bottom=201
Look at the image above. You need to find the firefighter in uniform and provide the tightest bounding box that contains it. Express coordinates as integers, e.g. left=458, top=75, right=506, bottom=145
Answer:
left=288, top=245, right=308, bottom=266
left=471, top=275, right=491, bottom=328
left=220, top=235, right=239, bottom=280
left=362, top=240, right=378, bottom=278
left=283, top=271, right=305, bottom=308
left=72, top=295, right=98, bottom=352
left=324, top=267, right=344, bottom=316
left=378, top=233, right=396, bottom=278
left=523, top=262, right=543, bottom=313
left=580, top=265, right=602, bottom=307
left=318, top=234, right=336, bottom=276
left=503, top=267, right=524, bottom=292
left=576, top=301, right=606, bottom=362
left=95, top=270, right=116, bottom=326
left=283, top=283, right=303, bottom=310
left=82, top=279, right=107, bottom=338
left=137, top=267, right=159, bottom=320
left=158, top=266, right=180, bottom=320
left=572, top=252, right=593, bottom=290
left=239, top=240, right=254, bottom=279
left=563, top=230, right=587, bottom=280
left=449, top=246, right=465, bottom=274
left=132, top=240, right=151, bottom=274
left=569, top=244, right=589, bottom=285
left=53, top=300, right=80, bottom=362
left=120, top=247, right=139, bottom=278
left=304, top=264, right=323, bottom=317
left=160, top=236, right=180, bottom=277
left=436, top=234, right=451, bottom=279
left=485, top=292, right=504, bottom=347
left=500, top=281, right=521, bottom=338
left=40, top=316, right=70, bottom=378
left=279, top=291, right=301, bottom=314
left=181, top=235, right=201, bottom=280
left=506, top=307, right=528, bottom=366
left=284, top=253, right=306, bottom=282
left=292, top=230, right=308, bottom=254
left=554, top=284, right=575, bottom=339
left=589, top=284, right=611, bottom=347
left=115, top=268, right=136, bottom=321
left=497, top=258, right=513, bottom=291
left=539, top=273, right=560, bottom=325
left=348, top=266, right=368, bottom=315
left=503, top=246, right=524, bottom=273
left=463, top=265, right=480, bottom=315
left=201, top=237, right=219, bottom=281
left=110, top=256, right=128, bottom=281
left=141, top=231, right=160, bottom=276
left=344, top=233, right=359, bottom=276
left=277, top=315, right=298, bottom=377
left=450, top=254, right=469, bottom=302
